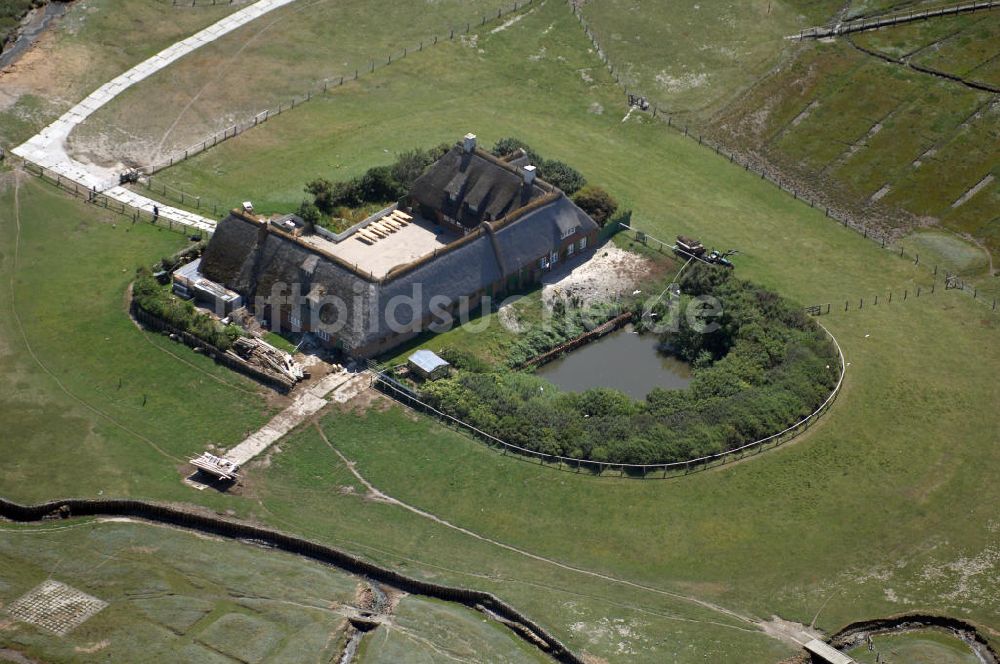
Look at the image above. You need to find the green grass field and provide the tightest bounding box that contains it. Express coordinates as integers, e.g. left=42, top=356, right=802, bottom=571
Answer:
left=847, top=628, right=981, bottom=664
left=67, top=0, right=529, bottom=168
left=1, top=0, right=999, bottom=661
left=0, top=0, right=242, bottom=148
left=0, top=173, right=275, bottom=504
left=0, top=519, right=542, bottom=663
left=709, top=14, right=1000, bottom=268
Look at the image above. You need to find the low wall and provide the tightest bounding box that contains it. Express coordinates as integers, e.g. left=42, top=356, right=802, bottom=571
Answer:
left=130, top=302, right=294, bottom=392
left=0, top=497, right=584, bottom=664
left=519, top=311, right=635, bottom=369
left=313, top=204, right=397, bottom=243
left=829, top=613, right=998, bottom=663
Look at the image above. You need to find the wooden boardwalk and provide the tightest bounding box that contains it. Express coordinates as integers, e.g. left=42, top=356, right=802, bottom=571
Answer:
left=791, top=0, right=999, bottom=39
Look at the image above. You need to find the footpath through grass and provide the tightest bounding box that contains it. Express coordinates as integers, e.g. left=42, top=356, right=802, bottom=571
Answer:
left=2, top=2, right=998, bottom=661
left=0, top=0, right=242, bottom=147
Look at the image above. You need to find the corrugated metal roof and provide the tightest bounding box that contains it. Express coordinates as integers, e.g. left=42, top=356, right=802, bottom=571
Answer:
left=408, top=349, right=450, bottom=373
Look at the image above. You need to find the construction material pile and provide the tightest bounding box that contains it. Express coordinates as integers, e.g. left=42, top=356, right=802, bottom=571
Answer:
left=189, top=452, right=240, bottom=481
left=229, top=336, right=305, bottom=383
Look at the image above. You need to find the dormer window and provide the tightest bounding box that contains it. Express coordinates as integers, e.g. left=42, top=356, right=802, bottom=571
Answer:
left=561, top=225, right=578, bottom=239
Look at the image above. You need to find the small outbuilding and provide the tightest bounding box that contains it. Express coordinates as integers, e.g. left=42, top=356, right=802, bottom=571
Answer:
left=407, top=350, right=451, bottom=381
left=172, top=258, right=242, bottom=315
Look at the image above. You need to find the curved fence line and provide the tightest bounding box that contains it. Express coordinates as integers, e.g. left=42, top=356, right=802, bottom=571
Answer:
left=829, top=613, right=999, bottom=663
left=374, top=323, right=846, bottom=478
left=0, top=497, right=584, bottom=664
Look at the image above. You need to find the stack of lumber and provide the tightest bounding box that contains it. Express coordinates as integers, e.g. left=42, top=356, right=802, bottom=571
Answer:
left=190, top=452, right=240, bottom=480
left=229, top=337, right=305, bottom=382
left=353, top=209, right=415, bottom=244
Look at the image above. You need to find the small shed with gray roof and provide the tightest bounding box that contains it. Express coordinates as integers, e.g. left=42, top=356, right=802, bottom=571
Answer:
left=407, top=350, right=451, bottom=380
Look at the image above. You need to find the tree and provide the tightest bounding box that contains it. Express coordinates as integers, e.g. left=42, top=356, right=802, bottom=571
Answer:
left=305, top=179, right=336, bottom=214
left=491, top=137, right=541, bottom=164
left=297, top=201, right=322, bottom=227
left=539, top=160, right=586, bottom=195
left=572, top=185, right=618, bottom=226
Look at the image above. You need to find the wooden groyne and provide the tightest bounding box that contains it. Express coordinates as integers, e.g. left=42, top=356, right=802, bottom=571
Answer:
left=519, top=311, right=636, bottom=369
left=0, top=497, right=585, bottom=664
left=792, top=1, right=999, bottom=39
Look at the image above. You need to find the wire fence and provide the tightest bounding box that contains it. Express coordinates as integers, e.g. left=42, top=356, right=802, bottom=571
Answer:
left=564, top=0, right=997, bottom=314
left=13, top=156, right=207, bottom=237
left=805, top=276, right=998, bottom=314
left=369, top=323, right=846, bottom=480
left=144, top=0, right=538, bottom=175
left=794, top=0, right=1000, bottom=39
left=139, top=175, right=230, bottom=219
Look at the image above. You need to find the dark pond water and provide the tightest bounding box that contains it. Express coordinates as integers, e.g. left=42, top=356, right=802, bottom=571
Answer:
left=536, top=325, right=691, bottom=400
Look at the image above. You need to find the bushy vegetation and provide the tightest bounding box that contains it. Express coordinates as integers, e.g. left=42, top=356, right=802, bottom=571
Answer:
left=133, top=269, right=243, bottom=351
left=422, top=266, right=839, bottom=464
left=572, top=185, right=619, bottom=226
left=491, top=137, right=587, bottom=195
left=0, top=0, right=43, bottom=47
left=301, top=144, right=451, bottom=222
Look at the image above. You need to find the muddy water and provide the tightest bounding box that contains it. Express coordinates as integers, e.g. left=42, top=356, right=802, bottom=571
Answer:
left=536, top=325, right=691, bottom=399
left=0, top=2, right=71, bottom=70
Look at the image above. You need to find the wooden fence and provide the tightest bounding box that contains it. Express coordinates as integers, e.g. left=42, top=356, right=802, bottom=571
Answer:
left=564, top=1, right=997, bottom=315
left=144, top=0, right=537, bottom=175
left=131, top=302, right=295, bottom=392
left=0, top=496, right=584, bottom=664
left=13, top=157, right=208, bottom=236
left=794, top=0, right=1000, bottom=39
left=371, top=322, right=846, bottom=479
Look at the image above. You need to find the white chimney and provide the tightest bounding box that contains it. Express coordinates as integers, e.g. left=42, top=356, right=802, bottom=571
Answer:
left=463, top=133, right=477, bottom=153
left=521, top=164, right=537, bottom=186
left=242, top=201, right=254, bottom=214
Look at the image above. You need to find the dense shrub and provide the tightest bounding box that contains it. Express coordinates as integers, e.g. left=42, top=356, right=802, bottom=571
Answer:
left=304, top=144, right=450, bottom=214
left=133, top=269, right=242, bottom=351
left=421, top=266, right=839, bottom=465
left=572, top=186, right=619, bottom=226
left=491, top=137, right=588, bottom=195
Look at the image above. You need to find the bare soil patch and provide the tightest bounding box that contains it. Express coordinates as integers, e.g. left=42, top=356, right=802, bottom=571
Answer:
left=542, top=246, right=652, bottom=310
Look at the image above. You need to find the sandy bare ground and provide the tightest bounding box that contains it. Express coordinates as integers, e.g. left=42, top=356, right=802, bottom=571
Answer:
left=542, top=245, right=652, bottom=310
left=10, top=0, right=300, bottom=233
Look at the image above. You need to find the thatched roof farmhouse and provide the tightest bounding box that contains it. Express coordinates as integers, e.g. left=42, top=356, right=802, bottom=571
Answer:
left=199, top=134, right=599, bottom=357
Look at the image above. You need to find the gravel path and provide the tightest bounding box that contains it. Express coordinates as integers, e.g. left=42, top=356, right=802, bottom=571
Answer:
left=11, top=0, right=300, bottom=233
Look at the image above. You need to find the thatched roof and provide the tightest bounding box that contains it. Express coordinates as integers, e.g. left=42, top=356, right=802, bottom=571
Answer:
left=201, top=149, right=598, bottom=355
left=410, top=146, right=548, bottom=228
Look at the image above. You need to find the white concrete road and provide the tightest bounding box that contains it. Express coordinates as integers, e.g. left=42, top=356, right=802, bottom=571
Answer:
left=224, top=371, right=372, bottom=466
left=11, top=0, right=299, bottom=232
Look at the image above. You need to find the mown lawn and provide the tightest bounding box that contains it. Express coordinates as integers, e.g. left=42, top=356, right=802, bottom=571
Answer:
left=0, top=173, right=274, bottom=503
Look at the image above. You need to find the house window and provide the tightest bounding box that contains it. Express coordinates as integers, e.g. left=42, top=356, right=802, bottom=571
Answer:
left=567, top=243, right=575, bottom=257
left=289, top=314, right=301, bottom=330
left=579, top=236, right=588, bottom=251
left=550, top=251, right=559, bottom=266
left=539, top=256, right=549, bottom=270
left=316, top=328, right=330, bottom=342
left=561, top=225, right=578, bottom=239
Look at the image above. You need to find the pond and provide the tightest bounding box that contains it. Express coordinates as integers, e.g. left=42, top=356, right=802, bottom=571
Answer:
left=535, top=325, right=691, bottom=400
